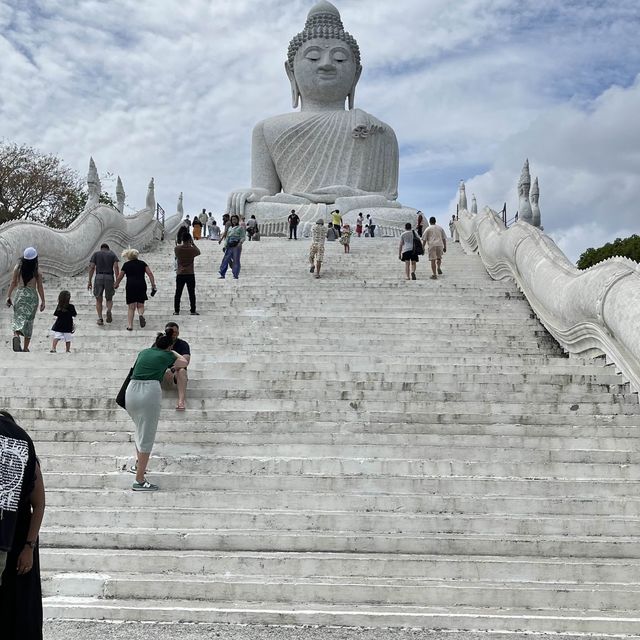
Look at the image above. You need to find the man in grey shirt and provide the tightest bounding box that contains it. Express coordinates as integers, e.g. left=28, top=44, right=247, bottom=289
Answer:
left=88, top=243, right=120, bottom=325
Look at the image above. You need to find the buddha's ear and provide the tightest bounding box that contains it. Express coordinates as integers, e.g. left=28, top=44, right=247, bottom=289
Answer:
left=348, top=65, right=363, bottom=110
left=285, top=61, right=300, bottom=109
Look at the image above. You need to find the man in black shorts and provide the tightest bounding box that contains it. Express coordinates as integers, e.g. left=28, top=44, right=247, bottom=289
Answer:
left=162, top=321, right=191, bottom=410
left=88, top=243, right=120, bottom=325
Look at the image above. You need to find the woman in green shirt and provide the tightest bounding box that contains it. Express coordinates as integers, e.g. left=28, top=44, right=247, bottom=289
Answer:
left=125, top=326, right=188, bottom=491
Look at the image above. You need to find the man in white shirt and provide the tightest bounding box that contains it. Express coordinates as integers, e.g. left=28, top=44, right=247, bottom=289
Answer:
left=422, top=216, right=447, bottom=280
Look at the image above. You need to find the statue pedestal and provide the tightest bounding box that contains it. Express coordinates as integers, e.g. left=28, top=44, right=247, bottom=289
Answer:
left=245, top=200, right=417, bottom=237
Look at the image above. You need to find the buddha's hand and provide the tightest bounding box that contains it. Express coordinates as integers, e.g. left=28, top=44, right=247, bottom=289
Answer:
left=226, top=189, right=270, bottom=216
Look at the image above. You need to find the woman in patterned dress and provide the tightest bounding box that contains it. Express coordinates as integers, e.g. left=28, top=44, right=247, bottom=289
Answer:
left=6, top=247, right=46, bottom=352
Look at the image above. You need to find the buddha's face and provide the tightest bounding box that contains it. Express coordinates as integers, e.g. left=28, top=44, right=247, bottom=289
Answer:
left=293, top=38, right=358, bottom=105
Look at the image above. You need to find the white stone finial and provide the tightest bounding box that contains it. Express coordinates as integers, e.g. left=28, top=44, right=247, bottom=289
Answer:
left=530, top=176, right=541, bottom=227
left=177, top=192, right=184, bottom=217
left=86, top=157, right=101, bottom=209
left=518, top=159, right=533, bottom=224
left=146, top=177, right=156, bottom=212
left=458, top=180, right=468, bottom=211
left=471, top=193, right=478, bottom=214
left=116, top=176, right=125, bottom=214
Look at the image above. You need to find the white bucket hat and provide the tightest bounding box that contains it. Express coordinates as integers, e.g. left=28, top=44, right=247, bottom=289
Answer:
left=23, top=247, right=38, bottom=260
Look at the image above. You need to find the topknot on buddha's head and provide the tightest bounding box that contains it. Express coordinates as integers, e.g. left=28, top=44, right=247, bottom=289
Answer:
left=287, top=1, right=361, bottom=68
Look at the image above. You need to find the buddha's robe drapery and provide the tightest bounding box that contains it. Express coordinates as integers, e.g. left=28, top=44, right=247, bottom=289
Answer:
left=269, top=109, right=399, bottom=202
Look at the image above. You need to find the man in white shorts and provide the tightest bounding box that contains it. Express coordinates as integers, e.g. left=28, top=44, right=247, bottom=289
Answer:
left=422, top=216, right=447, bottom=280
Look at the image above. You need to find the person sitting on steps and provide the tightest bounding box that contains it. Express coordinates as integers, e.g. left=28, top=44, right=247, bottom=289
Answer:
left=162, top=321, right=191, bottom=411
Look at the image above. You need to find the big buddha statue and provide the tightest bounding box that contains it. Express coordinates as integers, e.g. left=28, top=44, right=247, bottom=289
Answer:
left=227, top=0, right=416, bottom=229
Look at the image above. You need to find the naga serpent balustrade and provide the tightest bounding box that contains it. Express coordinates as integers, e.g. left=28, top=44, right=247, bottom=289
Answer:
left=456, top=207, right=640, bottom=393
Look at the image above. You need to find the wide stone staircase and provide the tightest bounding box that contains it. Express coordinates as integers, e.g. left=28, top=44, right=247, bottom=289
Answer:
left=3, top=235, right=640, bottom=634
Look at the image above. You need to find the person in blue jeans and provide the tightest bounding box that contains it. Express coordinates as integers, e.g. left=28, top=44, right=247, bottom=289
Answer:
left=218, top=214, right=247, bottom=279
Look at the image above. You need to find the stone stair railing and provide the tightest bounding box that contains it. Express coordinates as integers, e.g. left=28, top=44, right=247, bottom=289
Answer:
left=0, top=204, right=163, bottom=289
left=456, top=207, right=640, bottom=393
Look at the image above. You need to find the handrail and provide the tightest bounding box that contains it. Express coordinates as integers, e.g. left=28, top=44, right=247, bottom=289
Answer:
left=0, top=203, right=163, bottom=289
left=506, top=215, right=518, bottom=227
left=156, top=204, right=166, bottom=228
left=455, top=207, right=640, bottom=393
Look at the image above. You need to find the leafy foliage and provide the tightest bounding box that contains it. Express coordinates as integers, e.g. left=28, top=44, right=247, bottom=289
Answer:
left=577, top=235, right=640, bottom=269
left=0, top=142, right=115, bottom=229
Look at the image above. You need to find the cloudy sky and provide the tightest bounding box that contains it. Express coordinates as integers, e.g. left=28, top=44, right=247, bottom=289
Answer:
left=1, top=0, right=638, bottom=261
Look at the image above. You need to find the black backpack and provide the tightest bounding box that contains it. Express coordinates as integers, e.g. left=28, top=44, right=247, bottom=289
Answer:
left=413, top=231, right=424, bottom=256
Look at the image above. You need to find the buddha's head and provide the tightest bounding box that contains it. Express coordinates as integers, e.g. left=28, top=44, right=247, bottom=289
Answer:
left=286, top=1, right=362, bottom=110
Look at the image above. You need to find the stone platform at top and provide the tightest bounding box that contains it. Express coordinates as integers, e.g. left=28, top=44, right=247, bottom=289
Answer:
left=226, top=0, right=417, bottom=228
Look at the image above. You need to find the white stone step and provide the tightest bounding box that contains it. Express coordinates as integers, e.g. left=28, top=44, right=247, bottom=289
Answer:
left=36, top=440, right=640, bottom=465
left=37, top=454, right=640, bottom=480
left=40, top=571, right=640, bottom=610
left=43, top=489, right=640, bottom=517
left=40, top=507, right=640, bottom=537
left=43, top=471, right=640, bottom=499
left=38, top=549, right=640, bottom=583
left=41, top=597, right=640, bottom=635
left=40, top=526, right=640, bottom=557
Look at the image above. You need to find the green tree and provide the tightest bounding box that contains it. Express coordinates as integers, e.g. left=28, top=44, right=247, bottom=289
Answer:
left=0, top=142, right=115, bottom=229
left=577, top=235, right=640, bottom=269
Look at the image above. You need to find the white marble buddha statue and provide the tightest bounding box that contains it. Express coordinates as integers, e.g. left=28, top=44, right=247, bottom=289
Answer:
left=227, top=1, right=414, bottom=226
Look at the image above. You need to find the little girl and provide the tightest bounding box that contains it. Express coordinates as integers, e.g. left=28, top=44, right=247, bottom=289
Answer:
left=51, top=290, right=77, bottom=353
left=340, top=224, right=353, bottom=253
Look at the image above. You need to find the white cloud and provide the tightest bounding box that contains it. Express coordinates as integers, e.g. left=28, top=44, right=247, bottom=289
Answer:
left=459, top=75, right=640, bottom=261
